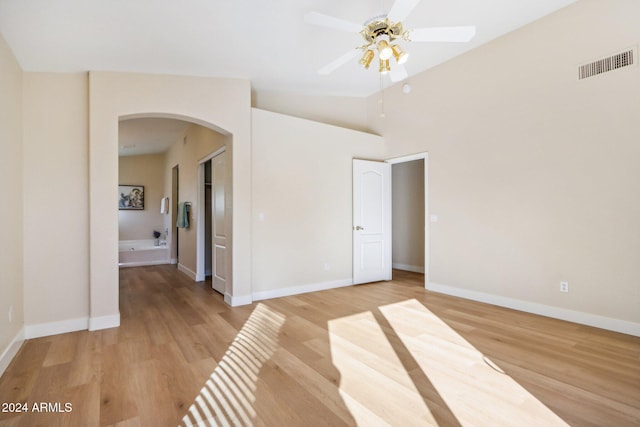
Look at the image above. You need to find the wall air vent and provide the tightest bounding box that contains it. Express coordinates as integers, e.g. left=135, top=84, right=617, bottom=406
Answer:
left=579, top=47, right=636, bottom=80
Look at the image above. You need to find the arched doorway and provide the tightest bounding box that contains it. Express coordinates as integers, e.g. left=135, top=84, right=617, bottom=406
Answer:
left=118, top=116, right=232, bottom=298
left=88, top=72, right=253, bottom=330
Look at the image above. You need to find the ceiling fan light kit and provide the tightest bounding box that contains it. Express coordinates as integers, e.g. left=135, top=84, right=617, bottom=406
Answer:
left=379, top=58, right=391, bottom=74
left=391, top=44, right=409, bottom=64
left=377, top=39, right=393, bottom=60
left=359, top=49, right=375, bottom=69
left=361, top=18, right=408, bottom=74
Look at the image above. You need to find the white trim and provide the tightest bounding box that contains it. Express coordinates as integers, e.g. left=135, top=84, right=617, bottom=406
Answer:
left=385, top=152, right=428, bottom=164
left=428, top=282, right=640, bottom=337
left=198, top=146, right=226, bottom=164
left=224, top=293, right=252, bottom=307
left=386, top=151, right=430, bottom=290
left=392, top=263, right=425, bottom=274
left=25, top=317, right=89, bottom=339
left=178, top=263, right=198, bottom=280
left=196, top=161, right=205, bottom=281
left=423, top=154, right=429, bottom=289
left=253, top=278, right=354, bottom=302
left=0, top=327, right=25, bottom=377
left=118, top=260, right=171, bottom=268
left=170, top=258, right=178, bottom=265
left=89, top=313, right=120, bottom=331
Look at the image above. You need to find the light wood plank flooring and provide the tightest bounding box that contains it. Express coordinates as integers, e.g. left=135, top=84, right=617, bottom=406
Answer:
left=0, top=266, right=638, bottom=426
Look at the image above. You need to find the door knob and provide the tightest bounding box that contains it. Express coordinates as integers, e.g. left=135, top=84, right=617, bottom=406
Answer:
left=354, top=225, right=364, bottom=230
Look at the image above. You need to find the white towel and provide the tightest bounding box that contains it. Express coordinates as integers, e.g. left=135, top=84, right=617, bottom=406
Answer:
left=160, top=197, right=167, bottom=214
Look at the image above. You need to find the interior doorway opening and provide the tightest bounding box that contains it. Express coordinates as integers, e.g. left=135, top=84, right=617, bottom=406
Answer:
left=117, top=114, right=233, bottom=304
left=387, top=153, right=429, bottom=289
left=197, top=147, right=230, bottom=295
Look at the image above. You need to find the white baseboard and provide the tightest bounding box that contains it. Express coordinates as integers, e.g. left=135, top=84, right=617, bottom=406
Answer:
left=170, top=258, right=178, bottom=265
left=21, top=313, right=120, bottom=339
left=178, top=263, right=197, bottom=280
left=10, top=313, right=120, bottom=339
left=89, top=313, right=120, bottom=331
left=392, top=263, right=425, bottom=274
left=25, top=317, right=89, bottom=339
left=428, top=282, right=640, bottom=337
left=224, top=293, right=253, bottom=307
left=0, top=327, right=25, bottom=377
left=252, top=278, right=353, bottom=302
left=119, top=260, right=171, bottom=268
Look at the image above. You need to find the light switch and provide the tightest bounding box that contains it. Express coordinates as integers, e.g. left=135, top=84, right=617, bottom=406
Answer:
left=430, top=214, right=439, bottom=223
left=258, top=212, right=265, bottom=222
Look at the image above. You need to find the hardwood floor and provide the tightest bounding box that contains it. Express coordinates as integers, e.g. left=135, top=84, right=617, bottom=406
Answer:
left=1, top=266, right=638, bottom=426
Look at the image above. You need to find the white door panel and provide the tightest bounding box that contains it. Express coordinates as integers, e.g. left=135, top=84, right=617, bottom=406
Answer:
left=361, top=171, right=384, bottom=233
left=353, top=159, right=391, bottom=284
left=212, top=151, right=227, bottom=294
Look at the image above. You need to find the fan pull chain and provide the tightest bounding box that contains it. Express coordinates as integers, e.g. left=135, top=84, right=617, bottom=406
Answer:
left=379, top=72, right=385, bottom=118
left=379, top=0, right=386, bottom=118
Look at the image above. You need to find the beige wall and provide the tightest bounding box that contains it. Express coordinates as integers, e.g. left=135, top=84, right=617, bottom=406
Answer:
left=251, top=109, right=384, bottom=295
left=0, top=34, right=24, bottom=361
left=392, top=160, right=425, bottom=272
left=253, top=91, right=372, bottom=133
left=164, top=123, right=229, bottom=275
left=119, top=153, right=166, bottom=241
left=22, top=73, right=90, bottom=326
left=367, top=0, right=640, bottom=326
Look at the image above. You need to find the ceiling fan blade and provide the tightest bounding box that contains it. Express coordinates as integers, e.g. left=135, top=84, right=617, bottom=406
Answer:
left=387, top=0, right=421, bottom=23
left=389, top=64, right=408, bottom=82
left=304, top=11, right=363, bottom=33
left=318, top=48, right=361, bottom=75
left=409, top=26, right=477, bottom=42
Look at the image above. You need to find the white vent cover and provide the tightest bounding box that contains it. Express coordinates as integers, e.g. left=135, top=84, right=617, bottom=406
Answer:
left=579, top=47, right=636, bottom=80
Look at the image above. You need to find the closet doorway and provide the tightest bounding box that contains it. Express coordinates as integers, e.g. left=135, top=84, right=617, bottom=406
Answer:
left=197, top=148, right=229, bottom=295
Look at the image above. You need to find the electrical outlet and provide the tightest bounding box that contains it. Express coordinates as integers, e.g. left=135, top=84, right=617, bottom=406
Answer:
left=560, top=281, right=569, bottom=293
left=323, top=262, right=330, bottom=271
left=8, top=304, right=13, bottom=323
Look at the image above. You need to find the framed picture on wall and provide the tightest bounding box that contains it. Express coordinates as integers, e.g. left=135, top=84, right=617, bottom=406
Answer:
left=119, top=185, right=145, bottom=210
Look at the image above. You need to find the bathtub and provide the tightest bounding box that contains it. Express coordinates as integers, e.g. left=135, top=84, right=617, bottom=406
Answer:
left=119, top=239, right=170, bottom=268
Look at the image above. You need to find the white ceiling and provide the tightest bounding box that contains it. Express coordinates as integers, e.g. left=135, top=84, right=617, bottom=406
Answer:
left=119, top=118, right=190, bottom=157
left=0, top=0, right=577, bottom=97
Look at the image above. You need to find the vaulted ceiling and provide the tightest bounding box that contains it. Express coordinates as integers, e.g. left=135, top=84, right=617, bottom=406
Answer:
left=0, top=0, right=576, bottom=97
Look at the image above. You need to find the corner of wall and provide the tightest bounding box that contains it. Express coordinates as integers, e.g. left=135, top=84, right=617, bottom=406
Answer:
left=0, top=327, right=25, bottom=378
left=0, top=32, right=25, bottom=376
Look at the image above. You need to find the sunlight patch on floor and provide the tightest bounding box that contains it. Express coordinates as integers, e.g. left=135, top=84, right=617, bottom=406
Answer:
left=329, top=299, right=569, bottom=426
left=181, top=304, right=285, bottom=427
left=328, top=311, right=439, bottom=426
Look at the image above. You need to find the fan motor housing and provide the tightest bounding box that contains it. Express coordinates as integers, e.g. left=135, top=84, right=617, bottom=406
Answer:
left=361, top=18, right=404, bottom=44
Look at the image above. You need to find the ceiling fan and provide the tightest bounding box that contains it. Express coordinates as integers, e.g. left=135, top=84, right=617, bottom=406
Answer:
left=305, top=0, right=476, bottom=82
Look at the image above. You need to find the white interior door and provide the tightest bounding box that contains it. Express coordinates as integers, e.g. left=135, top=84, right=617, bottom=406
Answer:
left=353, top=159, right=392, bottom=285
left=211, top=151, right=228, bottom=294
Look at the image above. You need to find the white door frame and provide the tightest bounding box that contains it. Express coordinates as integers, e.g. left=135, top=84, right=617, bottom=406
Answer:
left=196, top=146, right=226, bottom=281
left=385, top=152, right=429, bottom=289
